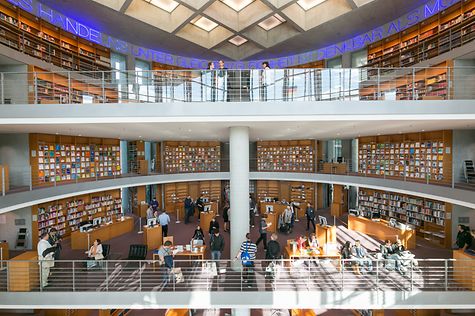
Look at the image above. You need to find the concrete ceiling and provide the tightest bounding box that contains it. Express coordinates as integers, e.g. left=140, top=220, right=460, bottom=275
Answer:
left=39, top=0, right=427, bottom=61
left=0, top=120, right=474, bottom=142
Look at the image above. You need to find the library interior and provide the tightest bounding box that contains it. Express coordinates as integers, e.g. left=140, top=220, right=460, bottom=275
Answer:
left=0, top=0, right=475, bottom=316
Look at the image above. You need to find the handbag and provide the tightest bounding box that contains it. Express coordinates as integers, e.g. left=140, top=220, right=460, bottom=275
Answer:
left=240, top=242, right=253, bottom=267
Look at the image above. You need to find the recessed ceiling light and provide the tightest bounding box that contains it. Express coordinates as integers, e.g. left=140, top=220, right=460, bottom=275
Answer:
left=258, top=14, right=286, bottom=31
left=229, top=35, right=248, bottom=46
left=421, top=129, right=425, bottom=132
left=78, top=134, right=82, bottom=137
left=147, top=0, right=179, bottom=13
left=191, top=16, right=219, bottom=32
left=221, top=0, right=254, bottom=12
left=297, top=0, right=326, bottom=11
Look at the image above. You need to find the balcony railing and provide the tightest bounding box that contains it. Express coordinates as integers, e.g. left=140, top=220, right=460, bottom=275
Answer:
left=0, top=67, right=474, bottom=104
left=1, top=258, right=474, bottom=293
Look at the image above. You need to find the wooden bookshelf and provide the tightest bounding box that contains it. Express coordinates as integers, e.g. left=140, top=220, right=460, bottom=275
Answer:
left=29, top=133, right=121, bottom=187
left=0, top=2, right=112, bottom=76
left=358, top=188, right=452, bottom=248
left=358, top=130, right=452, bottom=184
left=163, top=141, right=221, bottom=174
left=32, top=189, right=121, bottom=245
left=128, top=141, right=145, bottom=174
left=364, top=0, right=475, bottom=69
left=257, top=140, right=316, bottom=173
left=163, top=181, right=222, bottom=213
left=256, top=180, right=315, bottom=208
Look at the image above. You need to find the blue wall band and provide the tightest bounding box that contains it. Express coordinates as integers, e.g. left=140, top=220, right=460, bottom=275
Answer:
left=6, top=0, right=460, bottom=69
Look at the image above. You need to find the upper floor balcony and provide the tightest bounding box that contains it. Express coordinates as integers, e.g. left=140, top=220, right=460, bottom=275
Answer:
left=0, top=67, right=474, bottom=104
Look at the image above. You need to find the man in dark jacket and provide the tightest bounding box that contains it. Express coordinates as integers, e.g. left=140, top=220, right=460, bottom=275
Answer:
left=209, top=217, right=220, bottom=235
left=265, top=233, right=281, bottom=260
left=210, top=229, right=224, bottom=260
left=256, top=217, right=270, bottom=250
left=184, top=196, right=194, bottom=224
left=306, top=202, right=316, bottom=231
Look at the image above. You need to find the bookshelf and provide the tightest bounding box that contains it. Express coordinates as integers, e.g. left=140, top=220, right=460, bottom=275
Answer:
left=163, top=141, right=221, bottom=174
left=32, top=189, right=122, bottom=244
left=358, top=130, right=452, bottom=184
left=358, top=188, right=452, bottom=248
left=29, top=133, right=121, bottom=187
left=256, top=180, right=315, bottom=206
left=163, top=181, right=222, bottom=212
left=0, top=2, right=112, bottom=77
left=256, top=140, right=316, bottom=173
left=127, top=141, right=145, bottom=174
left=364, top=0, right=475, bottom=69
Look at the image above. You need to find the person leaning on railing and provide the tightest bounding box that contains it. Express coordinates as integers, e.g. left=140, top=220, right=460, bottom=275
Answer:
left=37, top=232, right=55, bottom=288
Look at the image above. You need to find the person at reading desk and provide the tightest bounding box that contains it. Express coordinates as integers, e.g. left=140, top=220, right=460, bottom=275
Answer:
left=455, top=224, right=472, bottom=251
left=352, top=240, right=373, bottom=274
left=256, top=217, right=271, bottom=250
left=184, top=195, right=194, bottom=224
left=150, top=197, right=159, bottom=211
left=37, top=232, right=55, bottom=288
left=308, top=233, right=319, bottom=251
left=209, top=217, right=220, bottom=236
left=158, top=209, right=171, bottom=237
left=296, top=235, right=308, bottom=251
left=192, top=225, right=204, bottom=241
left=222, top=202, right=230, bottom=232
left=146, top=205, right=154, bottom=219
left=305, top=202, right=316, bottom=231
left=196, top=195, right=205, bottom=221
left=390, top=239, right=408, bottom=274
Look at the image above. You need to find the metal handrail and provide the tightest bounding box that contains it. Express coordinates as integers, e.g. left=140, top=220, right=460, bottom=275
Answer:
left=0, top=67, right=474, bottom=104
left=1, top=257, right=473, bottom=292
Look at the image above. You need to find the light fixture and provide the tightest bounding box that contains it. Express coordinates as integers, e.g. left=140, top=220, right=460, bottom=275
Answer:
left=221, top=0, right=254, bottom=12
left=147, top=0, right=179, bottom=13
left=229, top=35, right=248, bottom=46
left=297, top=0, right=326, bottom=11
left=191, top=16, right=219, bottom=32
left=258, top=14, right=286, bottom=31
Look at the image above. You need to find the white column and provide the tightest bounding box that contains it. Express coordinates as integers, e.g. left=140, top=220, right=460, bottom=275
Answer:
left=229, top=126, right=250, bottom=266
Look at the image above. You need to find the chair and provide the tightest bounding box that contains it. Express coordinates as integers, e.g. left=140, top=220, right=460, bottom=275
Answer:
left=127, top=244, right=147, bottom=260
left=163, top=236, right=174, bottom=245
left=464, top=160, right=475, bottom=183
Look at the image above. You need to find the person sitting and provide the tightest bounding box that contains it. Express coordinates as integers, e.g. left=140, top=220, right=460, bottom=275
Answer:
left=87, top=239, right=104, bottom=268
left=340, top=241, right=353, bottom=260
left=308, top=233, right=320, bottom=252
left=192, top=225, right=205, bottom=241
left=296, top=235, right=308, bottom=251
left=352, top=240, right=373, bottom=274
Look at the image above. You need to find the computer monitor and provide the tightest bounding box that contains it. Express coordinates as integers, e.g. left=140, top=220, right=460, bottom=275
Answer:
left=266, top=205, right=274, bottom=213
left=389, top=218, right=397, bottom=228
left=147, top=218, right=157, bottom=227
left=337, top=157, right=343, bottom=163
left=192, top=239, right=204, bottom=247
left=318, top=215, right=328, bottom=226
left=203, top=205, right=211, bottom=212
left=349, top=209, right=360, bottom=217
left=92, top=217, right=101, bottom=227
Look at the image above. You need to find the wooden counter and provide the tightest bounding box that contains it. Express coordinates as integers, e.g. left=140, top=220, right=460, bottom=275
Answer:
left=8, top=251, right=39, bottom=291
left=453, top=250, right=475, bottom=290
left=265, top=212, right=277, bottom=233
left=259, top=202, right=287, bottom=218
left=322, top=162, right=347, bottom=175
left=201, top=211, right=216, bottom=234
left=0, top=241, right=9, bottom=261
left=316, top=224, right=336, bottom=246
left=144, top=225, right=162, bottom=250
left=348, top=215, right=416, bottom=249
left=71, top=217, right=134, bottom=250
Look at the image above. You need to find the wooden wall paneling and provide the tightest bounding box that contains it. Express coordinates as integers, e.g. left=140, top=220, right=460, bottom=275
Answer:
left=189, top=182, right=199, bottom=199
left=280, top=181, right=290, bottom=202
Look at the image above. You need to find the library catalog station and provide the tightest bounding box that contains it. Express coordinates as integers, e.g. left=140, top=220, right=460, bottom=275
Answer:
left=1, top=0, right=475, bottom=315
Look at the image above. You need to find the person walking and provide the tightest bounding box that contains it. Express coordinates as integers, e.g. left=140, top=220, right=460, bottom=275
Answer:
left=249, top=194, right=256, bottom=228
left=184, top=195, right=194, bottom=224
left=209, top=217, right=220, bottom=236
left=255, top=217, right=271, bottom=250
left=235, top=233, right=258, bottom=288
left=305, top=202, right=316, bottom=231
left=158, top=209, right=171, bottom=237
left=37, top=232, right=55, bottom=288
left=210, top=229, right=225, bottom=261
left=266, top=233, right=281, bottom=260
left=223, top=202, right=230, bottom=232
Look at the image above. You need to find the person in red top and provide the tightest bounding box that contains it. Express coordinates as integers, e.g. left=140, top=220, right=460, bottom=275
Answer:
left=296, top=235, right=308, bottom=250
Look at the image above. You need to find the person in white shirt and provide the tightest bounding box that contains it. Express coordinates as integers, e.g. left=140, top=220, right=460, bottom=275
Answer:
left=158, top=210, right=171, bottom=237
left=37, top=232, right=55, bottom=288
left=87, top=239, right=104, bottom=269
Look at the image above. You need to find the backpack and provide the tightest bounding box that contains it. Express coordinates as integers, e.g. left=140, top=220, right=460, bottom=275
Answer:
left=240, top=241, right=253, bottom=267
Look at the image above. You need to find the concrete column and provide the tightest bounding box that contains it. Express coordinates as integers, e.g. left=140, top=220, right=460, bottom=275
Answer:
left=229, top=126, right=250, bottom=266
left=232, top=309, right=250, bottom=316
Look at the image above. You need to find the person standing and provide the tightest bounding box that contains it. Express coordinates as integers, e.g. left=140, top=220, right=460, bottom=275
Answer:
left=209, top=217, right=220, bottom=236
left=146, top=205, right=154, bottom=219
left=249, top=194, right=256, bottom=228
left=48, top=227, right=62, bottom=260
left=37, top=232, right=55, bottom=288
left=235, top=233, right=258, bottom=287
left=222, top=202, right=230, bottom=232
left=217, top=60, right=227, bottom=101
left=260, top=61, right=271, bottom=101
left=266, top=233, right=281, bottom=260
left=196, top=195, right=205, bottom=221
left=207, top=61, right=216, bottom=102
left=157, top=240, right=174, bottom=285
left=184, top=195, right=194, bottom=224
left=158, top=209, right=171, bottom=237
left=150, top=197, right=159, bottom=211
left=255, top=217, right=271, bottom=250
left=305, top=202, right=316, bottom=231
left=210, top=229, right=225, bottom=261
left=192, top=225, right=205, bottom=241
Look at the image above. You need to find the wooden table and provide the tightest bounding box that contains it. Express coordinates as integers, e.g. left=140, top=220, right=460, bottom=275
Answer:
left=453, top=250, right=475, bottom=290
left=71, top=217, right=134, bottom=250
left=348, top=215, right=416, bottom=249
left=315, top=225, right=336, bottom=246
left=259, top=203, right=287, bottom=218
left=153, top=246, right=207, bottom=262
left=8, top=251, right=39, bottom=291
left=144, top=225, right=162, bottom=250
left=284, top=245, right=341, bottom=269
